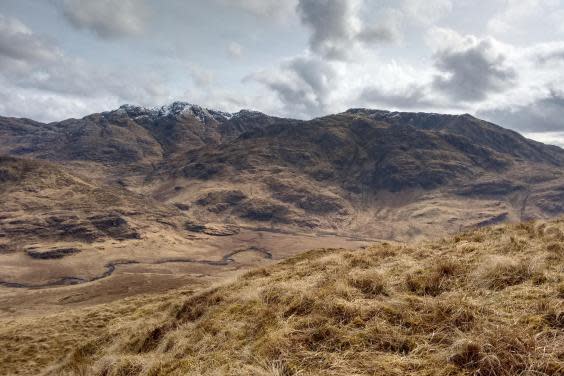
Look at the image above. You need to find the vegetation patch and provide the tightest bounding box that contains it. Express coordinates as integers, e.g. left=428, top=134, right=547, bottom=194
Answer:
left=3, top=219, right=563, bottom=376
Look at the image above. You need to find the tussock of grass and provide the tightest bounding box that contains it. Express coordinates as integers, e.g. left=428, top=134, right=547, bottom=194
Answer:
left=348, top=269, right=387, bottom=297
left=6, top=219, right=564, bottom=375
left=474, top=256, right=534, bottom=290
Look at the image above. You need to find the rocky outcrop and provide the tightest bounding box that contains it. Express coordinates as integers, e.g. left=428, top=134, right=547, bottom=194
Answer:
left=0, top=214, right=140, bottom=242
left=184, top=221, right=240, bottom=236
left=26, top=248, right=81, bottom=260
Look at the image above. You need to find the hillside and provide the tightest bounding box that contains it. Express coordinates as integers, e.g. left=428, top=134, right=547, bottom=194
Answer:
left=2, top=104, right=562, bottom=241
left=149, top=108, right=564, bottom=240
left=0, top=218, right=560, bottom=375
left=0, top=156, right=180, bottom=244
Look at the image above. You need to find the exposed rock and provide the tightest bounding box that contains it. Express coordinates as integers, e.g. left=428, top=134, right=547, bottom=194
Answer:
left=182, top=163, right=222, bottom=180
left=89, top=214, right=141, bottom=240
left=457, top=180, right=525, bottom=196
left=0, top=242, right=18, bottom=254
left=173, top=203, right=191, bottom=211
left=266, top=179, right=345, bottom=214
left=26, top=248, right=81, bottom=260
left=184, top=221, right=240, bottom=236
left=235, top=199, right=290, bottom=222
left=472, top=213, right=509, bottom=228
left=195, top=190, right=247, bottom=206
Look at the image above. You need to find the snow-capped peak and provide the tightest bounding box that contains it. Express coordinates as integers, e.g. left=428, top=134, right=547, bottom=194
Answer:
left=116, top=102, right=234, bottom=124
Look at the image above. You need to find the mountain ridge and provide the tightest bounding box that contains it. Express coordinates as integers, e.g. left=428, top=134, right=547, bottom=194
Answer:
left=1, top=103, right=563, bottom=242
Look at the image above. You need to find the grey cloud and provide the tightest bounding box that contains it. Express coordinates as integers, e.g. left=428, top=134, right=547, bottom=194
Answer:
left=248, top=56, right=336, bottom=118
left=359, top=85, right=436, bottom=109
left=535, top=46, right=564, bottom=64
left=297, top=0, right=396, bottom=60
left=60, top=0, right=148, bottom=39
left=0, top=15, right=60, bottom=71
left=17, top=59, right=168, bottom=105
left=479, top=91, right=564, bottom=133
left=215, top=0, right=297, bottom=19
left=433, top=39, right=516, bottom=102
left=0, top=15, right=169, bottom=117
left=357, top=25, right=397, bottom=44
left=190, top=66, right=215, bottom=88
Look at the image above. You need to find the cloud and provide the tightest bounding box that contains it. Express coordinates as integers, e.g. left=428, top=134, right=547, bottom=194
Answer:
left=297, top=0, right=398, bottom=60
left=478, top=90, right=564, bottom=133
left=402, top=0, right=452, bottom=24
left=429, top=28, right=516, bottom=102
left=0, top=78, right=120, bottom=122
left=59, top=0, right=148, bottom=39
left=359, top=84, right=436, bottom=110
left=227, top=42, right=243, bottom=59
left=488, top=0, right=564, bottom=39
left=248, top=55, right=337, bottom=117
left=532, top=42, right=564, bottom=64
left=522, top=131, right=564, bottom=148
left=215, top=0, right=298, bottom=20
left=189, top=65, right=215, bottom=88
left=0, top=14, right=171, bottom=122
left=0, top=15, right=61, bottom=72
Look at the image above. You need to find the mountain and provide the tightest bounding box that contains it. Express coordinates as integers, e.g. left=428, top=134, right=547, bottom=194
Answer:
left=1, top=103, right=563, bottom=375
left=5, top=218, right=562, bottom=376
left=0, top=103, right=285, bottom=181
left=1, top=103, right=563, bottom=242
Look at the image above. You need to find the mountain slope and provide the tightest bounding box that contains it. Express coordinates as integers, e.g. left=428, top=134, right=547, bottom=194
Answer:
left=16, top=218, right=561, bottom=376
left=1, top=105, right=563, bottom=241
left=0, top=155, right=181, bottom=245
left=147, top=108, right=564, bottom=240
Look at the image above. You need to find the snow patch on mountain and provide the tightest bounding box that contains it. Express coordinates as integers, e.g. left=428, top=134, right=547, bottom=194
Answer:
left=114, top=102, right=269, bottom=125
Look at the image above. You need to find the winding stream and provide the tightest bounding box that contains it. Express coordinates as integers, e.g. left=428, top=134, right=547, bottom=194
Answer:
left=0, top=247, right=273, bottom=289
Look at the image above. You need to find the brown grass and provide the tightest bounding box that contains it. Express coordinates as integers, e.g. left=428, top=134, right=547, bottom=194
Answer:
left=2, top=219, right=563, bottom=375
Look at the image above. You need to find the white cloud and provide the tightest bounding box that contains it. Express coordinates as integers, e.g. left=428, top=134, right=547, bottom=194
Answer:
left=59, top=0, right=149, bottom=39
left=359, top=84, right=437, bottom=110
left=0, top=78, right=121, bottom=121
left=488, top=0, right=564, bottom=39
left=215, top=0, right=298, bottom=20
left=0, top=14, right=171, bottom=122
left=523, top=131, right=564, bottom=148
left=402, top=0, right=452, bottom=24
left=227, top=41, right=244, bottom=59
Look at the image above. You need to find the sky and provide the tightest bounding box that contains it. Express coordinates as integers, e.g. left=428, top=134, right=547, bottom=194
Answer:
left=0, top=0, right=564, bottom=147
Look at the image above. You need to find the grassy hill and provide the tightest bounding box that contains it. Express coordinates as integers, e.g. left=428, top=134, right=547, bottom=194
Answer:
left=1, top=218, right=560, bottom=375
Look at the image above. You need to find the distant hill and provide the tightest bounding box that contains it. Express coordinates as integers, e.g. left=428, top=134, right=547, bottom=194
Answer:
left=1, top=103, right=563, bottom=241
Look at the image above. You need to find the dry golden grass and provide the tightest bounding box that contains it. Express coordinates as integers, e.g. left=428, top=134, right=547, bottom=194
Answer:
left=2, top=219, right=563, bottom=376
